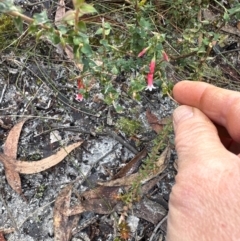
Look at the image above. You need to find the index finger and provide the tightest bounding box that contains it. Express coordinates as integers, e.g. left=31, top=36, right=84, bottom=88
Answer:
left=173, top=81, right=240, bottom=142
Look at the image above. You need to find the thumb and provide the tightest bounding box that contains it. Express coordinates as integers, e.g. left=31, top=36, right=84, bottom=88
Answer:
left=173, top=105, right=231, bottom=169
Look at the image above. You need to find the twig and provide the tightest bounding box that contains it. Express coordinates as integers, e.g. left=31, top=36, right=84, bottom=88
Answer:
left=104, top=128, right=138, bottom=154
left=0, top=115, right=60, bottom=119
left=17, top=200, right=55, bottom=230
left=149, top=215, right=168, bottom=241
left=0, top=190, right=19, bottom=233
left=72, top=215, right=99, bottom=236
left=0, top=84, right=7, bottom=103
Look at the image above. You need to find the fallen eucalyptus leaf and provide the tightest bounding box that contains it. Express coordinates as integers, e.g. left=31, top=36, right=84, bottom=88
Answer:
left=98, top=147, right=169, bottom=187
left=54, top=184, right=80, bottom=241
left=112, top=148, right=147, bottom=180
left=3, top=118, right=29, bottom=157
left=0, top=142, right=83, bottom=174
left=3, top=118, right=29, bottom=195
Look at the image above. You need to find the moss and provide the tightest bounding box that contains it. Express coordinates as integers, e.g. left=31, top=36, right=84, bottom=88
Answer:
left=0, top=14, right=18, bottom=50
left=116, top=117, right=142, bottom=136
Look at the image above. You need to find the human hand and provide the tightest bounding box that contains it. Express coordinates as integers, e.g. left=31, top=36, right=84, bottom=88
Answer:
left=167, top=81, right=240, bottom=241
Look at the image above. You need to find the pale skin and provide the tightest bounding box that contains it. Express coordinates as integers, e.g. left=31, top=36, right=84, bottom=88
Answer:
left=167, top=81, right=240, bottom=241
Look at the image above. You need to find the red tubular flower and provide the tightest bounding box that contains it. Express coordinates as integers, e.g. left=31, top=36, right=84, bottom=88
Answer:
left=145, top=73, right=156, bottom=91
left=137, top=47, right=149, bottom=57
left=145, top=55, right=156, bottom=91
left=162, top=51, right=169, bottom=62
left=149, top=55, right=156, bottom=74
left=75, top=79, right=84, bottom=102
left=75, top=93, right=83, bottom=102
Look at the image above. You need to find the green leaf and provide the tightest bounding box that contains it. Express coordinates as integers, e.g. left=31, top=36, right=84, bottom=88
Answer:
left=73, top=0, right=85, bottom=9
left=103, top=22, right=111, bottom=29
left=0, top=0, right=20, bottom=13
left=80, top=3, right=97, bottom=15
left=95, top=28, right=103, bottom=35
left=113, top=101, right=124, bottom=113
left=100, top=39, right=108, bottom=46
left=111, top=66, right=118, bottom=75
left=228, top=4, right=240, bottom=16
left=57, top=25, right=68, bottom=35
left=62, top=10, right=76, bottom=23
left=81, top=43, right=92, bottom=55
left=73, top=36, right=83, bottom=45
left=105, top=28, right=111, bottom=35
left=48, top=32, right=61, bottom=45
left=28, top=24, right=38, bottom=33
left=33, top=10, right=49, bottom=24
left=223, top=12, right=230, bottom=22
left=77, top=21, right=86, bottom=32
left=13, top=16, right=23, bottom=33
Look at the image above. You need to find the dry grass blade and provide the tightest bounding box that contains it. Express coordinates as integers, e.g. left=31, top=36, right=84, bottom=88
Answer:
left=53, top=184, right=80, bottom=241
left=0, top=142, right=83, bottom=174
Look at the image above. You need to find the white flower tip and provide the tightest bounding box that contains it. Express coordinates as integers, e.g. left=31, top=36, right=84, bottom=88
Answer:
left=145, top=85, right=157, bottom=91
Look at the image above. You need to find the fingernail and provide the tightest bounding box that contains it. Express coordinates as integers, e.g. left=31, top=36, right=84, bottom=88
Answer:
left=173, top=105, right=194, bottom=126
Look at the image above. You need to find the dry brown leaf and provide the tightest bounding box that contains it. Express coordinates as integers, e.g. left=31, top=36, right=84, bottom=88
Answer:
left=99, top=146, right=169, bottom=187
left=0, top=117, right=82, bottom=195
left=146, top=109, right=164, bottom=134
left=64, top=147, right=169, bottom=217
left=3, top=118, right=29, bottom=195
left=203, top=9, right=240, bottom=37
left=4, top=168, right=22, bottom=195
left=4, top=118, right=28, bottom=158
left=54, top=184, right=80, bottom=241
left=64, top=186, right=121, bottom=216
left=55, top=0, right=65, bottom=26
left=112, top=148, right=147, bottom=180
left=0, top=142, right=83, bottom=174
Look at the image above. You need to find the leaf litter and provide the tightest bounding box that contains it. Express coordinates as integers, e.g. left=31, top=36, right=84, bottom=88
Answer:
left=0, top=1, right=177, bottom=240
left=0, top=118, right=82, bottom=195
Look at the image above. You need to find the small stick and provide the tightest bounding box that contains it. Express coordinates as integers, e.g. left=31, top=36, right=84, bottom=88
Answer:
left=0, top=84, right=7, bottom=103
left=104, top=128, right=138, bottom=155
left=149, top=215, right=168, bottom=241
